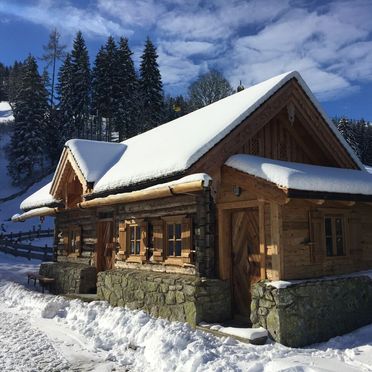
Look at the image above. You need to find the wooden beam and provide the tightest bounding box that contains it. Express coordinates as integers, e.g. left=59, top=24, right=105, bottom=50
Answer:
left=258, top=201, right=266, bottom=280
left=217, top=208, right=232, bottom=280
left=217, top=200, right=259, bottom=210
left=79, top=180, right=205, bottom=209
left=335, top=200, right=356, bottom=207
left=270, top=202, right=283, bottom=280
left=308, top=199, right=325, bottom=205
left=222, top=166, right=289, bottom=204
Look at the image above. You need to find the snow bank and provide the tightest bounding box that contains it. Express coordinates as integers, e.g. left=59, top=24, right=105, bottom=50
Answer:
left=20, top=181, right=59, bottom=211
left=65, top=139, right=126, bottom=183
left=226, top=154, right=372, bottom=195
left=268, top=269, right=372, bottom=289
left=1, top=174, right=55, bottom=234
left=0, top=101, right=14, bottom=123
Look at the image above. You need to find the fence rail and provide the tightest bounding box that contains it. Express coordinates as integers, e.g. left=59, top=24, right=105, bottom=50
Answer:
left=1, top=228, right=54, bottom=241
left=0, top=239, right=55, bottom=261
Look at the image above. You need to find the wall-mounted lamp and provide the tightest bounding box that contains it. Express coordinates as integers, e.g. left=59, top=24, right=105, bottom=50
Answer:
left=233, top=185, right=241, bottom=197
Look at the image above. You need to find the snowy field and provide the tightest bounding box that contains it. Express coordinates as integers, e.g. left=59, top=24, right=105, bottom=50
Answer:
left=0, top=252, right=371, bottom=371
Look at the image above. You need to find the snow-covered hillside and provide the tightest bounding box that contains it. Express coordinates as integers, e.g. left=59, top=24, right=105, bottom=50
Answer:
left=0, top=101, right=14, bottom=123
left=0, top=120, right=54, bottom=235
left=0, top=252, right=371, bottom=371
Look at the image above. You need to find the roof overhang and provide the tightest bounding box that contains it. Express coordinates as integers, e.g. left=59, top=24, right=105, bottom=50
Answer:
left=12, top=207, right=59, bottom=222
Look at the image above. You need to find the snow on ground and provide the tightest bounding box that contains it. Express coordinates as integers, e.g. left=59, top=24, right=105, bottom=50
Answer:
left=0, top=252, right=372, bottom=371
left=0, top=174, right=54, bottom=234
left=0, top=101, right=14, bottom=123
left=0, top=130, right=22, bottom=199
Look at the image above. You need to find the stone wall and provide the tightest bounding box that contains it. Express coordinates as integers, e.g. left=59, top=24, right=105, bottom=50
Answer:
left=40, top=262, right=97, bottom=294
left=97, top=269, right=231, bottom=326
left=251, top=275, right=372, bottom=347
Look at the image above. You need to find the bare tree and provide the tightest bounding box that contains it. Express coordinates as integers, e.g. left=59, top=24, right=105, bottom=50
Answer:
left=188, top=69, right=234, bottom=110
left=41, top=29, right=66, bottom=108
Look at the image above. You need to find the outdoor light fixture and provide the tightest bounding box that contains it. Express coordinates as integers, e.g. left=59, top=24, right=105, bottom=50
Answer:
left=233, top=185, right=241, bottom=197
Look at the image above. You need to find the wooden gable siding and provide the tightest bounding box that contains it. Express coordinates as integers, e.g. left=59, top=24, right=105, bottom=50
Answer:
left=190, top=79, right=359, bottom=189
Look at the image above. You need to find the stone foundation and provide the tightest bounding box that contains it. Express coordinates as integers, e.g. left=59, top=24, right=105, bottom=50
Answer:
left=97, top=269, right=231, bottom=326
left=40, top=262, right=97, bottom=294
left=251, top=275, right=372, bottom=347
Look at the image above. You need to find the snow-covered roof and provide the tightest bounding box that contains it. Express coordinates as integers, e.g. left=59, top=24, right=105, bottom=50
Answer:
left=20, top=182, right=60, bottom=211
left=88, top=71, right=362, bottom=195
left=64, top=139, right=126, bottom=184
left=0, top=101, right=14, bottom=123
left=226, top=154, right=372, bottom=195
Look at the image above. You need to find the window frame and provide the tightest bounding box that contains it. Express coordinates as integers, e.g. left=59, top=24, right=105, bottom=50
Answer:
left=324, top=215, right=346, bottom=257
left=119, top=219, right=147, bottom=263
left=162, top=215, right=193, bottom=266
left=63, top=225, right=82, bottom=257
left=314, top=208, right=351, bottom=260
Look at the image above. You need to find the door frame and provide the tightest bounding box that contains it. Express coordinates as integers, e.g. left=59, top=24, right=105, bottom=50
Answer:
left=96, top=218, right=114, bottom=272
left=217, top=200, right=266, bottom=282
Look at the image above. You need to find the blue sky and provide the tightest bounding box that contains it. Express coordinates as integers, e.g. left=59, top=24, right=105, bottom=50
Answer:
left=0, top=0, right=372, bottom=120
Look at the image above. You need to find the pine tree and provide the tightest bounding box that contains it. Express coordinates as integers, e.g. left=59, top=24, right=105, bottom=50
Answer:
left=139, top=38, right=164, bottom=132
left=337, top=117, right=357, bottom=153
left=57, top=53, right=74, bottom=145
left=8, top=61, right=24, bottom=107
left=8, top=55, right=48, bottom=183
left=114, top=37, right=139, bottom=140
left=0, top=63, right=10, bottom=101
left=70, top=31, right=90, bottom=138
left=91, top=36, right=119, bottom=141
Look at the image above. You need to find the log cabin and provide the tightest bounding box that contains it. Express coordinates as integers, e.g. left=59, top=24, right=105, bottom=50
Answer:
left=13, top=71, right=372, bottom=346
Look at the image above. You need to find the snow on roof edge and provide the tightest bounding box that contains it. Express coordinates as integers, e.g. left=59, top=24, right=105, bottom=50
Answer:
left=225, top=154, right=372, bottom=196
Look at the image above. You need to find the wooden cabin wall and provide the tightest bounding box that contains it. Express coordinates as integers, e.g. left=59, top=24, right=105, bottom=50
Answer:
left=112, top=190, right=216, bottom=277
left=281, top=200, right=372, bottom=280
left=55, top=208, right=97, bottom=265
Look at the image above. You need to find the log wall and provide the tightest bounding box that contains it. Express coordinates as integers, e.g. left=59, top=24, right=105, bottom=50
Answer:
left=281, top=200, right=372, bottom=280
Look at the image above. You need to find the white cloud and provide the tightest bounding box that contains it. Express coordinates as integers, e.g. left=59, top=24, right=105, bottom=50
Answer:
left=0, top=1, right=130, bottom=37
left=1, top=0, right=372, bottom=101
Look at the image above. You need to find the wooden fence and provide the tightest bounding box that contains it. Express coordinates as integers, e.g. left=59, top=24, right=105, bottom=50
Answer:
left=1, top=228, right=54, bottom=241
left=0, top=239, right=55, bottom=261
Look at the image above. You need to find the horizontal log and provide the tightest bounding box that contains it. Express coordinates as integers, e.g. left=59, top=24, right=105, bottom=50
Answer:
left=79, top=180, right=205, bottom=209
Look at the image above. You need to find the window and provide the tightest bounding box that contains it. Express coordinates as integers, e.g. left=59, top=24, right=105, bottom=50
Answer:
left=129, top=225, right=141, bottom=255
left=62, top=226, right=81, bottom=256
left=324, top=216, right=345, bottom=257
left=166, top=223, right=182, bottom=257
left=118, top=220, right=147, bottom=263
left=118, top=217, right=194, bottom=265
left=163, top=216, right=193, bottom=264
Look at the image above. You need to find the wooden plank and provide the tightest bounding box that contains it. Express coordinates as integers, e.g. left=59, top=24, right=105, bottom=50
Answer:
left=259, top=202, right=266, bottom=279
left=217, top=200, right=259, bottom=210
left=222, top=166, right=289, bottom=204
left=217, top=208, right=231, bottom=280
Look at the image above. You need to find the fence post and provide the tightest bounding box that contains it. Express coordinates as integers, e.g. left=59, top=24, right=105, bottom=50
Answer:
left=44, top=244, right=48, bottom=261
left=10, top=232, right=12, bottom=240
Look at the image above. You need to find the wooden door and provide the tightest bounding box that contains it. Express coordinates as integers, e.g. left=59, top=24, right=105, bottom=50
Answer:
left=96, top=220, right=114, bottom=272
left=231, top=208, right=261, bottom=318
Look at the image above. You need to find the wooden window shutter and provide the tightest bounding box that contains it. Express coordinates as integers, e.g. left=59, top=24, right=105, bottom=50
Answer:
left=62, top=230, right=69, bottom=255
left=309, top=210, right=324, bottom=263
left=75, top=226, right=82, bottom=255
left=118, top=221, right=127, bottom=258
left=181, top=217, right=193, bottom=264
left=140, top=221, right=148, bottom=261
left=348, top=211, right=361, bottom=257
left=152, top=220, right=164, bottom=262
